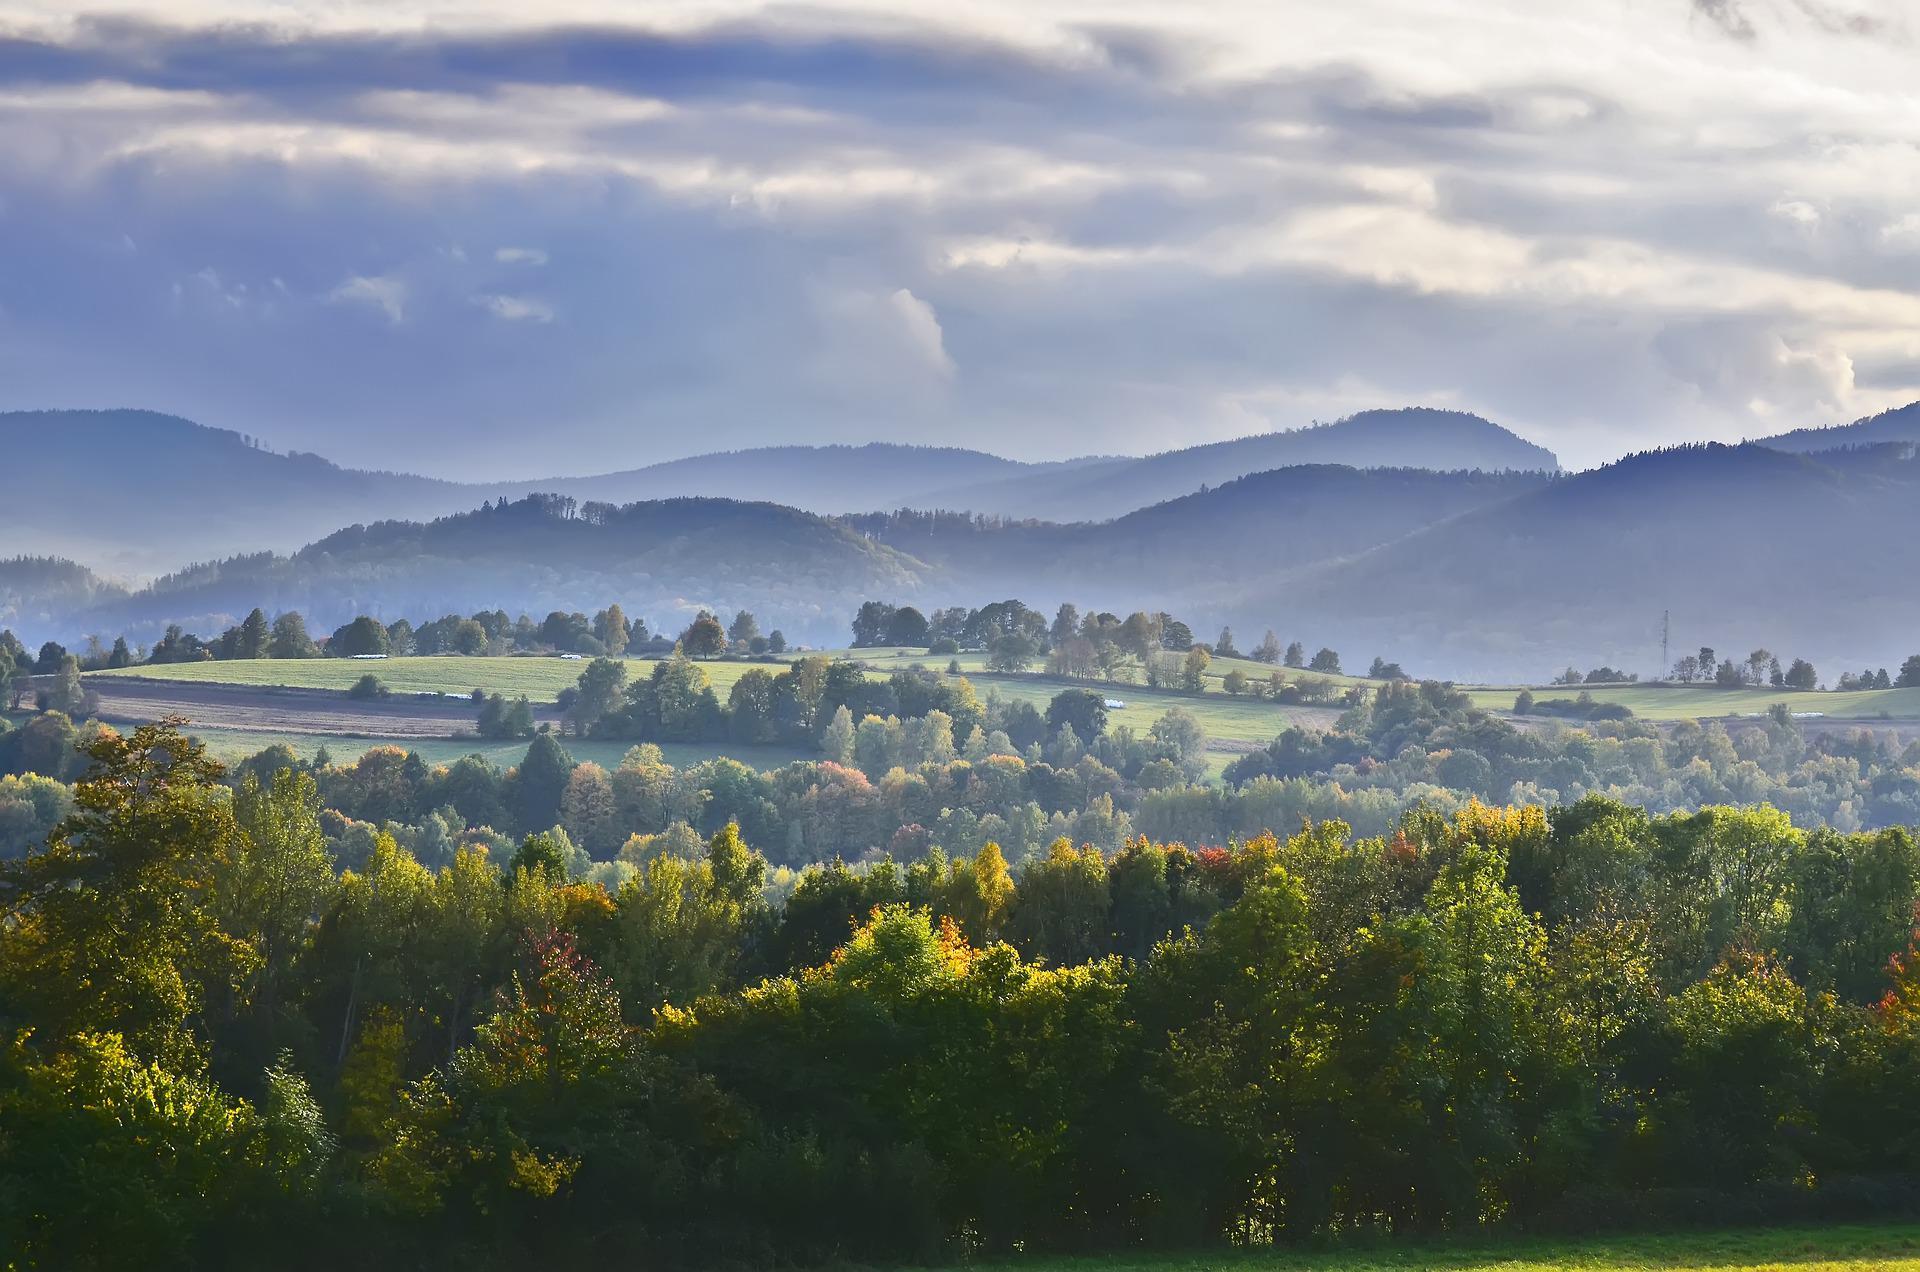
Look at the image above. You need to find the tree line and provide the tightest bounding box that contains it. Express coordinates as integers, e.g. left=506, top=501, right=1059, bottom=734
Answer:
left=9, top=721, right=1920, bottom=1265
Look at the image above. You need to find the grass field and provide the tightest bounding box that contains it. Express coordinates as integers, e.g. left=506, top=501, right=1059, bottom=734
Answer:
left=1464, top=682, right=1920, bottom=722
left=86, top=652, right=1920, bottom=753
left=144, top=724, right=811, bottom=772
left=944, top=1224, right=1920, bottom=1272
left=90, top=652, right=1339, bottom=751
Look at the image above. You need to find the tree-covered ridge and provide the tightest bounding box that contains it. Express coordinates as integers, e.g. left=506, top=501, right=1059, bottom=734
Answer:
left=58, top=494, right=935, bottom=647
left=6, top=721, right=1920, bottom=1265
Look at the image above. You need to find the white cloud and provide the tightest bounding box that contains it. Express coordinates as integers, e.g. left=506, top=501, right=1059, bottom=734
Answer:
left=474, top=293, right=554, bottom=322
left=5, top=0, right=1920, bottom=473
left=328, top=274, right=407, bottom=323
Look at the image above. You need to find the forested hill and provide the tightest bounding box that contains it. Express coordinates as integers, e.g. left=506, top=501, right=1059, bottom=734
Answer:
left=67, top=494, right=935, bottom=646
left=1754, top=401, right=1920, bottom=455
left=909, top=407, right=1560, bottom=521
left=0, top=409, right=480, bottom=572
left=7, top=407, right=1556, bottom=572
left=1262, top=442, right=1920, bottom=679
left=0, top=556, right=127, bottom=631
left=846, top=466, right=1551, bottom=603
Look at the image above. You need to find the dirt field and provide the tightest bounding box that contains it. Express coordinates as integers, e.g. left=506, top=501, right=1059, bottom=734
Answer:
left=86, top=676, right=561, bottom=740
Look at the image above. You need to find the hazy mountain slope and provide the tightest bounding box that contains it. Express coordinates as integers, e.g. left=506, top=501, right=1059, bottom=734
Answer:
left=1261, top=443, right=1920, bottom=679
left=1753, top=402, right=1920, bottom=455
left=524, top=443, right=1052, bottom=513
left=912, top=408, right=1559, bottom=520
left=848, top=466, right=1550, bottom=606
left=65, top=494, right=935, bottom=646
left=0, top=409, right=478, bottom=572
left=0, top=557, right=128, bottom=634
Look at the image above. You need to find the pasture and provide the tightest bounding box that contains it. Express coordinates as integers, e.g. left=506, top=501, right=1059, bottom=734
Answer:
left=1464, top=681, right=1920, bottom=722
left=136, top=723, right=811, bottom=773
left=950, top=1224, right=1920, bottom=1272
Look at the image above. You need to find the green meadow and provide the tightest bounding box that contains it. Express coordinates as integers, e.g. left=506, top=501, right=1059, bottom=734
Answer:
left=949, top=1224, right=1920, bottom=1272
left=147, top=723, right=811, bottom=773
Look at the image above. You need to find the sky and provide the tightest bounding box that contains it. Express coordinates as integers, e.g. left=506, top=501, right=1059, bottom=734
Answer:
left=2, top=0, right=1918, bottom=478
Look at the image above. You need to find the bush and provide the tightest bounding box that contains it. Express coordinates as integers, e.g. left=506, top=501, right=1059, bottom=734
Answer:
left=346, top=674, right=390, bottom=701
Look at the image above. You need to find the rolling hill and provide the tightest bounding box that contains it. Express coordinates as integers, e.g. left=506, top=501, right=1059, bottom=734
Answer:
left=527, top=443, right=1070, bottom=514
left=0, top=409, right=480, bottom=573
left=62, top=494, right=937, bottom=647
left=909, top=408, right=1559, bottom=521
left=1753, top=402, right=1920, bottom=455
left=1258, top=443, right=1920, bottom=680
left=846, top=465, right=1553, bottom=610
left=0, top=557, right=128, bottom=634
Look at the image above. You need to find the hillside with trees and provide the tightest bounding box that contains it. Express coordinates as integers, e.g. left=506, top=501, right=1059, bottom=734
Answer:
left=1753, top=401, right=1920, bottom=455
left=911, top=408, right=1560, bottom=520
left=1255, top=441, right=1920, bottom=679
left=61, top=495, right=935, bottom=647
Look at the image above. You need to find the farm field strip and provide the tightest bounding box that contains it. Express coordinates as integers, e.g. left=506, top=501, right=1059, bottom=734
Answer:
left=1464, top=682, right=1920, bottom=722
left=936, top=1223, right=1920, bottom=1272
left=170, top=724, right=810, bottom=772
left=90, top=652, right=1343, bottom=750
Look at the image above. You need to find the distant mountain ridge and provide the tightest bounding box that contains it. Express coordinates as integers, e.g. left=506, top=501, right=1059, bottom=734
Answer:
left=64, top=493, right=935, bottom=647
left=1753, top=402, right=1920, bottom=455
left=1, top=405, right=1561, bottom=574
left=1258, top=441, right=1920, bottom=678
left=910, top=408, right=1560, bottom=521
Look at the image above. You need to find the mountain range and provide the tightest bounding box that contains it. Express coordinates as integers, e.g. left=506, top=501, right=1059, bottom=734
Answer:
left=0, top=406, right=1558, bottom=574
left=10, top=402, right=1920, bottom=676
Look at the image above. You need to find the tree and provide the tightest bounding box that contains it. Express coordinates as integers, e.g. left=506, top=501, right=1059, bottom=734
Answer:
left=1046, top=689, right=1108, bottom=742
left=679, top=611, right=727, bottom=659
left=593, top=604, right=632, bottom=656
left=852, top=600, right=897, bottom=647
left=569, top=657, right=628, bottom=736
left=267, top=611, right=315, bottom=659
left=1784, top=658, right=1818, bottom=691
left=987, top=631, right=1037, bottom=673
left=1284, top=640, right=1306, bottom=668
left=227, top=608, right=270, bottom=659
left=1898, top=655, right=1920, bottom=690
left=330, top=616, right=389, bottom=658
left=1181, top=646, right=1211, bottom=691
left=0, top=721, right=246, bottom=1058
left=512, top=733, right=574, bottom=835
left=728, top=610, right=761, bottom=649
left=767, top=630, right=788, bottom=655
left=1051, top=604, right=1080, bottom=648
left=1308, top=647, right=1341, bottom=674
left=107, top=636, right=132, bottom=669
left=40, top=654, right=94, bottom=718
left=821, top=704, right=856, bottom=764
left=886, top=606, right=931, bottom=648
left=226, top=767, right=337, bottom=1052
left=1253, top=630, right=1282, bottom=664
left=1213, top=627, right=1238, bottom=658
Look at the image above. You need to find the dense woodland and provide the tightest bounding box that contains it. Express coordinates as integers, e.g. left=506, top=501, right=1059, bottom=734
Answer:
left=7, top=720, right=1920, bottom=1265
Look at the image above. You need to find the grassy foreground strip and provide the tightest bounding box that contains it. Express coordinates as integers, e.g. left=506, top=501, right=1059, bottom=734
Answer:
left=945, top=1226, right=1920, bottom=1272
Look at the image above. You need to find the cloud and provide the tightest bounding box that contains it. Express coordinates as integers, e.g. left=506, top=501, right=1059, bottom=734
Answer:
left=1, top=2, right=1918, bottom=476
left=473, top=292, right=553, bottom=322
left=328, top=274, right=406, bottom=323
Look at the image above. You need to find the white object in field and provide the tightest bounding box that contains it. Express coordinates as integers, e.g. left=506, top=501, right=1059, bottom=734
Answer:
left=1104, top=698, right=1126, bottom=709
left=558, top=653, right=585, bottom=660
left=350, top=653, right=388, bottom=660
